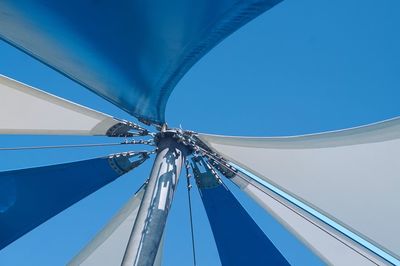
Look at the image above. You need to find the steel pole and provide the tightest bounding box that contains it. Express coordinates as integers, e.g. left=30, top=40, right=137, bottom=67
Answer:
left=122, top=131, right=188, bottom=266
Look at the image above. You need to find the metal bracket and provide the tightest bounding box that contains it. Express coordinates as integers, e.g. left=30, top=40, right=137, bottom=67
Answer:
left=191, top=156, right=221, bottom=189
left=106, top=120, right=149, bottom=137
left=108, top=151, right=151, bottom=175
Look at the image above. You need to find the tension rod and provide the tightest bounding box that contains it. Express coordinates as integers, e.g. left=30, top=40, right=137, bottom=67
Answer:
left=0, top=139, right=155, bottom=151
left=185, top=159, right=197, bottom=266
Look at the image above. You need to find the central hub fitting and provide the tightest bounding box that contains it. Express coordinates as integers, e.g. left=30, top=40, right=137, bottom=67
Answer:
left=153, top=128, right=193, bottom=155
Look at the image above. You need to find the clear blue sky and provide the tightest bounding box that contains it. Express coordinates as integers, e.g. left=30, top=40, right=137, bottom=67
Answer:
left=1, top=0, right=400, bottom=265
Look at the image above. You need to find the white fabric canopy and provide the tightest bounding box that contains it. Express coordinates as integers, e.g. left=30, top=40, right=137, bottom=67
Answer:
left=0, top=75, right=120, bottom=136
left=69, top=185, right=164, bottom=266
left=230, top=172, right=387, bottom=265
left=198, top=117, right=400, bottom=260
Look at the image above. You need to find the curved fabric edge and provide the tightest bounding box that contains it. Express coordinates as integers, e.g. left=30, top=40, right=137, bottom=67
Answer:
left=0, top=74, right=121, bottom=136
left=154, top=0, right=284, bottom=124
left=197, top=117, right=400, bottom=261
left=199, top=116, right=400, bottom=149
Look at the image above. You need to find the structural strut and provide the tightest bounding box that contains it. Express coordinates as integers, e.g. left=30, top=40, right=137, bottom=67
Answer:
left=122, top=130, right=188, bottom=266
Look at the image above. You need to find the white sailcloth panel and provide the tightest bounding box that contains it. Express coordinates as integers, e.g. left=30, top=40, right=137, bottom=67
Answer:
left=198, top=117, right=400, bottom=260
left=68, top=185, right=164, bottom=266
left=230, top=173, right=388, bottom=265
left=0, top=75, right=119, bottom=135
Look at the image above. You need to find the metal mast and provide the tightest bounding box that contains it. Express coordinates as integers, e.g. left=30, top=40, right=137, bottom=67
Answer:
left=122, top=129, right=189, bottom=266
